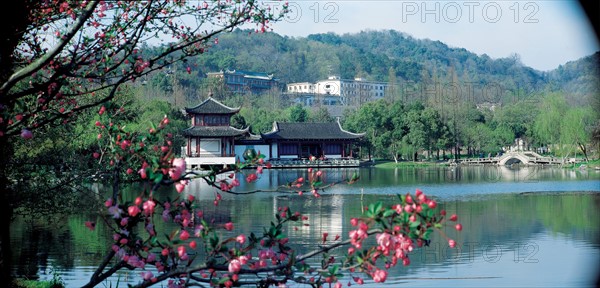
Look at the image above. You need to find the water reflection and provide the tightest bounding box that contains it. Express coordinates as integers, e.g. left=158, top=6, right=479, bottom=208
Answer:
left=11, top=166, right=600, bottom=287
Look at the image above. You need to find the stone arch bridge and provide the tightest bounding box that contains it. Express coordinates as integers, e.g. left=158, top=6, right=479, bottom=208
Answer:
left=457, top=151, right=565, bottom=166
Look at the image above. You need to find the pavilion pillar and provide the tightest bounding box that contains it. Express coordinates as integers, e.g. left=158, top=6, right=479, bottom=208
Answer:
left=196, top=138, right=200, bottom=156
left=187, top=138, right=191, bottom=157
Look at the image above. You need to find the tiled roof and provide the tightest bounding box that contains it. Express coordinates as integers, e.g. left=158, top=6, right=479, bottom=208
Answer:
left=236, top=132, right=266, bottom=144
left=182, top=126, right=249, bottom=137
left=261, top=120, right=364, bottom=140
left=185, top=97, right=240, bottom=115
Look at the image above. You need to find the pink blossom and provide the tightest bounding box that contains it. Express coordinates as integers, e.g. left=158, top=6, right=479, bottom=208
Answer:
left=138, top=168, right=147, bottom=179
left=376, top=233, right=394, bottom=255
left=120, top=217, right=129, bottom=226
left=228, top=259, right=241, bottom=274
left=177, top=245, right=187, bottom=260
left=140, top=271, right=153, bottom=281
left=428, top=200, right=437, bottom=209
left=353, top=277, right=364, bottom=285
left=448, top=239, right=456, bottom=248
left=409, top=214, right=417, bottom=222
left=179, top=230, right=190, bottom=241
left=455, top=223, right=463, bottom=231
left=415, top=189, right=423, bottom=197
left=246, top=173, right=257, bottom=182
left=128, top=205, right=141, bottom=217
left=104, top=198, right=113, bottom=207
left=220, top=181, right=230, bottom=191
left=143, top=200, right=156, bottom=216
left=450, top=214, right=458, bottom=221
left=239, top=255, right=249, bottom=265
left=169, top=158, right=186, bottom=180
left=372, top=269, right=387, bottom=283
left=236, top=234, right=246, bottom=244
left=224, top=222, right=234, bottom=231
left=175, top=181, right=186, bottom=193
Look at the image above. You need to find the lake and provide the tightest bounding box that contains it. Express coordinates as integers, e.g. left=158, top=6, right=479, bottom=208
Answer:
left=11, top=165, right=600, bottom=287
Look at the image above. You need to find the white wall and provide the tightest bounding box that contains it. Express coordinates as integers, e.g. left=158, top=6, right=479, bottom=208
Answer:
left=200, top=139, right=220, bottom=155
left=324, top=154, right=342, bottom=159
left=186, top=156, right=236, bottom=167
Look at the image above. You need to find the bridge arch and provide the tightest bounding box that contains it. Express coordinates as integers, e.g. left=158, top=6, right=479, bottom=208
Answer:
left=498, top=153, right=530, bottom=166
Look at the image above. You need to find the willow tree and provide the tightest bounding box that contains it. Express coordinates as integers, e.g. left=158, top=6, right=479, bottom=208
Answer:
left=0, top=0, right=287, bottom=282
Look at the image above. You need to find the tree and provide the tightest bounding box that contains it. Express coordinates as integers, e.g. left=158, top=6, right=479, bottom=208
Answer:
left=309, top=106, right=334, bottom=123
left=0, top=0, right=287, bottom=283
left=288, top=103, right=308, bottom=122
left=559, top=107, right=596, bottom=161
left=0, top=3, right=466, bottom=286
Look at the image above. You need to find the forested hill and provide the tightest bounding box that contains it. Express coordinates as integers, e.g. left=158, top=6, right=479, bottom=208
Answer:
left=158, top=29, right=598, bottom=105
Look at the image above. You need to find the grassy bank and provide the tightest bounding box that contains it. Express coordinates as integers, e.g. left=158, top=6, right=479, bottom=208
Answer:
left=565, top=159, right=600, bottom=169
left=9, top=275, right=65, bottom=288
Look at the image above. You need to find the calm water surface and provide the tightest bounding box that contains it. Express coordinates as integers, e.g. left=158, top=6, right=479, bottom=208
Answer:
left=12, top=166, right=600, bottom=287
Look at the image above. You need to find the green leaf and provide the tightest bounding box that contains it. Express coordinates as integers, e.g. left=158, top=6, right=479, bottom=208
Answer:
left=153, top=173, right=163, bottom=184
left=382, top=209, right=395, bottom=218
left=374, top=202, right=383, bottom=214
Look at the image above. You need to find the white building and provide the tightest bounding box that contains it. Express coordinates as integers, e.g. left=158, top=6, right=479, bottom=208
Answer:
left=287, top=76, right=388, bottom=105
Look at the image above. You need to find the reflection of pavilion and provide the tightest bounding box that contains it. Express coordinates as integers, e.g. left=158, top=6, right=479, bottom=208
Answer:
left=273, top=194, right=346, bottom=246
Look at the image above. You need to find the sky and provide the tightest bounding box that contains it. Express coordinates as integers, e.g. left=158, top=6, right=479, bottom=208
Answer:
left=257, top=0, right=599, bottom=72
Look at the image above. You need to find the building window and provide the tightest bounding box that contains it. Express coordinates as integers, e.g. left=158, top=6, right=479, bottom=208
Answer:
left=324, top=144, right=342, bottom=155
left=220, top=116, right=229, bottom=125
left=280, top=144, right=298, bottom=155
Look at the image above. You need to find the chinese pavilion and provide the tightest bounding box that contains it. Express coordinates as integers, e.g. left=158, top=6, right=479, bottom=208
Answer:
left=182, top=97, right=250, bottom=168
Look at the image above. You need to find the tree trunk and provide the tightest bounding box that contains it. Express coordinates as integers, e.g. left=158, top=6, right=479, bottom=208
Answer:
left=577, top=142, right=589, bottom=162
left=0, top=136, right=13, bottom=284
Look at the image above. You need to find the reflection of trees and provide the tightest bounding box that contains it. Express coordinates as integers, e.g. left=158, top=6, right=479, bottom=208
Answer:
left=11, top=176, right=600, bottom=284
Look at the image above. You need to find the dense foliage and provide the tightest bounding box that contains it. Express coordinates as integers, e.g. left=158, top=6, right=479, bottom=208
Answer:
left=143, top=29, right=599, bottom=108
